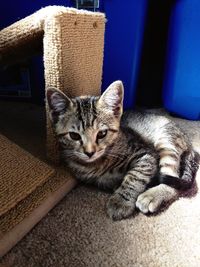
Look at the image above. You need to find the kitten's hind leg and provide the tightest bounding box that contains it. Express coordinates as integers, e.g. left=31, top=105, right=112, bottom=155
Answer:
left=136, top=184, right=178, bottom=214
left=156, top=139, right=181, bottom=179
left=154, top=120, right=190, bottom=180
left=158, top=148, right=199, bottom=190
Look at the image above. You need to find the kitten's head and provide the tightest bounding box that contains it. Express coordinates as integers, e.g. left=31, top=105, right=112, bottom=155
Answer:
left=46, top=81, right=124, bottom=163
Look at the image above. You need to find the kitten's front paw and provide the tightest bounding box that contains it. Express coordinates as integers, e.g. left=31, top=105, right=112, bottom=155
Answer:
left=106, top=194, right=135, bottom=221
left=136, top=190, right=161, bottom=214
left=136, top=184, right=177, bottom=214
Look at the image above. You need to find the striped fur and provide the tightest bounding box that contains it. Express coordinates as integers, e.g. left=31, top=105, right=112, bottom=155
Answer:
left=122, top=110, right=200, bottom=190
left=47, top=81, right=199, bottom=220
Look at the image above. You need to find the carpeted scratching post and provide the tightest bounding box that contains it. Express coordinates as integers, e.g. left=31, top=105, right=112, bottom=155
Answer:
left=0, top=6, right=105, bottom=257
left=0, top=5, right=105, bottom=163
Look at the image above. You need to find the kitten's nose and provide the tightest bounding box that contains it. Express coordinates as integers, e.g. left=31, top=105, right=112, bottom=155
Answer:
left=85, top=151, right=95, bottom=158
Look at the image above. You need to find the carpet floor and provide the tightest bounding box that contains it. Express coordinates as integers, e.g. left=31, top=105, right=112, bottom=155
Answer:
left=0, top=101, right=200, bottom=267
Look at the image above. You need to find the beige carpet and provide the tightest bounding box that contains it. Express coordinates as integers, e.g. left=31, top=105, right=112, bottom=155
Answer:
left=0, top=104, right=200, bottom=267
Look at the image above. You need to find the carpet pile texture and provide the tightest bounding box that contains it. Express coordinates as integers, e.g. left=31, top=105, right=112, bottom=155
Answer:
left=0, top=134, right=54, bottom=217
left=0, top=132, right=76, bottom=257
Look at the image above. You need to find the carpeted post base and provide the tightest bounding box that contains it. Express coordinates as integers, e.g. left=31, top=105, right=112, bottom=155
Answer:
left=0, top=133, right=77, bottom=257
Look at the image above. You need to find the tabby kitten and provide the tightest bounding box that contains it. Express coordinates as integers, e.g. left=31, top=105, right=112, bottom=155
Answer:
left=47, top=81, right=199, bottom=220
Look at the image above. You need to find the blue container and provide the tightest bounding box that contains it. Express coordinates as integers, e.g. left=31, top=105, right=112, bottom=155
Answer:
left=0, top=0, right=72, bottom=29
left=163, top=0, right=200, bottom=120
left=102, top=0, right=148, bottom=109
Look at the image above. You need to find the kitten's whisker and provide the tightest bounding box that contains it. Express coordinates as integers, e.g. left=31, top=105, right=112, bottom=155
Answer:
left=61, top=151, right=77, bottom=159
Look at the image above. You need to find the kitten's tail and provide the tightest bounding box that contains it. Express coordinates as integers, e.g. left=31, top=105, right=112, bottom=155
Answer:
left=159, top=150, right=200, bottom=190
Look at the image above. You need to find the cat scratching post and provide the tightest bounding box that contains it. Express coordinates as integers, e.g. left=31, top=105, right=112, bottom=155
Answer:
left=0, top=6, right=105, bottom=163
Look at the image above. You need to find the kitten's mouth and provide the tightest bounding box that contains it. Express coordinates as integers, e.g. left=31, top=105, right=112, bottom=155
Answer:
left=83, top=150, right=105, bottom=163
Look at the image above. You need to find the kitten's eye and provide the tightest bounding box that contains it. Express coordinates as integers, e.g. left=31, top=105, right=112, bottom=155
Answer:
left=97, top=130, right=107, bottom=140
left=69, top=132, right=81, bottom=141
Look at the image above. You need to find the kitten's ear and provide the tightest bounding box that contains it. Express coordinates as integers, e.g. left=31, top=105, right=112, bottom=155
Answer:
left=46, top=87, right=73, bottom=115
left=98, top=81, right=124, bottom=117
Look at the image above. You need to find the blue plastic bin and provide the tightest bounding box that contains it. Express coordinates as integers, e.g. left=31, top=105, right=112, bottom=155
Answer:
left=163, top=0, right=200, bottom=120
left=102, top=0, right=148, bottom=109
left=0, top=0, right=72, bottom=29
